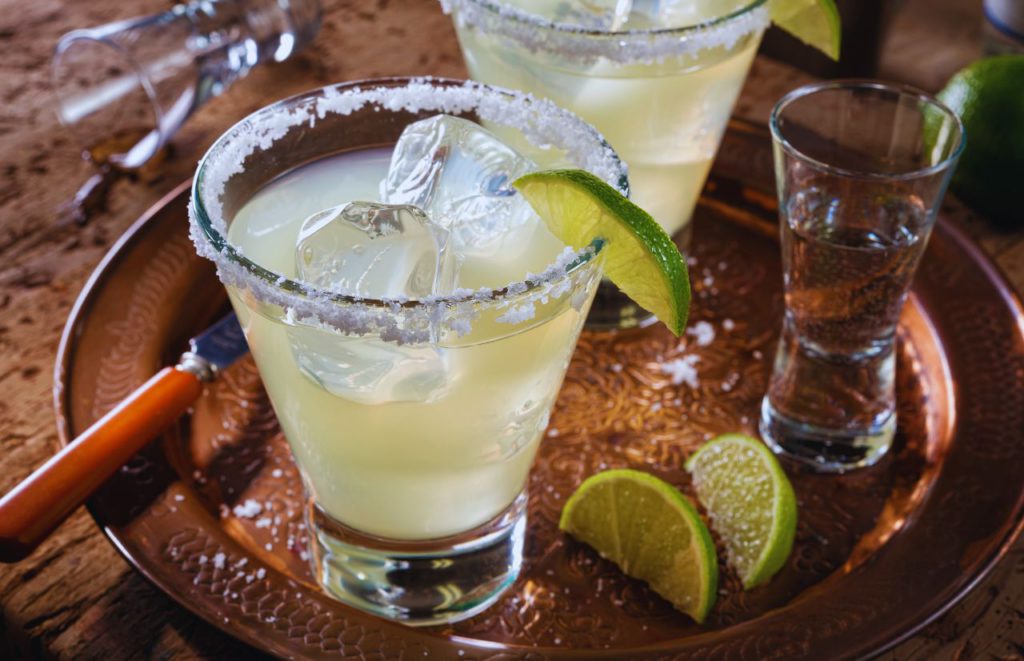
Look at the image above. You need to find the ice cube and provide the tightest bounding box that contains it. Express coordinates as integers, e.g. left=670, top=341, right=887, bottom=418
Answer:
left=577, top=0, right=632, bottom=29
left=295, top=201, right=456, bottom=298
left=500, top=0, right=717, bottom=30
left=627, top=0, right=740, bottom=29
left=381, top=115, right=538, bottom=250
left=289, top=201, right=455, bottom=404
left=287, top=323, right=450, bottom=405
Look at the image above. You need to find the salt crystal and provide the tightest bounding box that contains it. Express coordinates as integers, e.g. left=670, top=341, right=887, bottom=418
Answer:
left=722, top=318, right=735, bottom=331
left=496, top=300, right=537, bottom=325
left=687, top=321, right=715, bottom=346
left=232, top=499, right=263, bottom=518
left=256, top=568, right=266, bottom=579
left=271, top=469, right=283, bottom=478
left=610, top=363, right=623, bottom=372
left=198, top=555, right=208, bottom=565
left=264, top=543, right=272, bottom=551
left=213, top=553, right=225, bottom=569
left=255, top=518, right=272, bottom=529
left=650, top=402, right=662, bottom=413
left=660, top=355, right=700, bottom=388
left=174, top=494, right=184, bottom=502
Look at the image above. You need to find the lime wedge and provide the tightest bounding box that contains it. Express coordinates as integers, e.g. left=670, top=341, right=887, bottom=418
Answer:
left=559, top=469, right=717, bottom=622
left=513, top=169, right=690, bottom=336
left=770, top=0, right=841, bottom=60
left=685, top=434, right=797, bottom=589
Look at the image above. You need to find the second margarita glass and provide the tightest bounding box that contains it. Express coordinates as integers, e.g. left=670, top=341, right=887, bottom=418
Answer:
left=444, top=0, right=769, bottom=326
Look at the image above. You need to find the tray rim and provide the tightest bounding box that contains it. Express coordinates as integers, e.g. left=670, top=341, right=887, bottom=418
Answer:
left=52, top=128, right=1024, bottom=660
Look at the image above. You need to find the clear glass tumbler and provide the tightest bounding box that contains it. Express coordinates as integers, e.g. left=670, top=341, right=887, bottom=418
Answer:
left=443, top=0, right=769, bottom=328
left=190, top=77, right=627, bottom=624
left=760, top=80, right=965, bottom=472
left=52, top=0, right=321, bottom=170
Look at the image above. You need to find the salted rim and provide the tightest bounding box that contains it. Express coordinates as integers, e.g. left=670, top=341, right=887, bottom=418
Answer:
left=440, top=0, right=770, bottom=64
left=189, top=77, right=628, bottom=343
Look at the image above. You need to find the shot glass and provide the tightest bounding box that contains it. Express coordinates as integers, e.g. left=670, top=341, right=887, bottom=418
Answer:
left=190, top=78, right=627, bottom=624
left=52, top=0, right=321, bottom=170
left=759, top=80, right=965, bottom=472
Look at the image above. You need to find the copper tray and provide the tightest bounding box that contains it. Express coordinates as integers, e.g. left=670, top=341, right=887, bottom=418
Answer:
left=55, top=122, right=1024, bottom=659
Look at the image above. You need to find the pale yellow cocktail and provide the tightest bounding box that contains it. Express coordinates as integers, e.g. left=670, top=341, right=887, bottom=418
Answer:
left=190, top=78, right=626, bottom=624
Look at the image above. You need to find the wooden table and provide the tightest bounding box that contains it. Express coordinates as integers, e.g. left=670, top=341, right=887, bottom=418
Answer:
left=1, top=0, right=1021, bottom=658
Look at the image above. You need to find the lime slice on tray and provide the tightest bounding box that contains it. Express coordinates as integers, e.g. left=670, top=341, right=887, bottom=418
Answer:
left=513, top=169, right=690, bottom=336
left=770, top=0, right=842, bottom=60
left=559, top=469, right=717, bottom=623
left=685, top=434, right=797, bottom=589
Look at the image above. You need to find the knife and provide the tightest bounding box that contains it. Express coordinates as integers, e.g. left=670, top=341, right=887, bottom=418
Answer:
left=0, top=313, right=247, bottom=563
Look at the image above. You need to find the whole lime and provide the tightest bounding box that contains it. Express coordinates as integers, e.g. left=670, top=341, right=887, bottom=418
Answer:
left=937, top=55, right=1024, bottom=226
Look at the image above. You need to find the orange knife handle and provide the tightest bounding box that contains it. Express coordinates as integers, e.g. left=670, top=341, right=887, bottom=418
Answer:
left=0, top=367, right=203, bottom=562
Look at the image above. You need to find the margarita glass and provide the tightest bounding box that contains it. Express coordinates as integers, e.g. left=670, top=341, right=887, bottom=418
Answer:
left=444, top=0, right=769, bottom=325
left=189, top=78, right=627, bottom=625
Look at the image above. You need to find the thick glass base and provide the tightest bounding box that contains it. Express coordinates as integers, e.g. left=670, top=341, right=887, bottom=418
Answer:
left=308, top=491, right=526, bottom=626
left=759, top=398, right=895, bottom=473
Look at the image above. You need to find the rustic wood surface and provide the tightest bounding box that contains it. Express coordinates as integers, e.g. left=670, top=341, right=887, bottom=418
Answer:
left=0, top=0, right=1021, bottom=658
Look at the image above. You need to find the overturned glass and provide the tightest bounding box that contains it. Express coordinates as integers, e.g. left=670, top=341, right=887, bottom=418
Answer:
left=52, top=0, right=321, bottom=221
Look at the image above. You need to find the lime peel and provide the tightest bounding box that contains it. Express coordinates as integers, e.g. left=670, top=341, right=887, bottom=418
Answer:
left=513, top=169, right=690, bottom=336
left=937, top=54, right=1024, bottom=226
left=559, top=468, right=717, bottom=623
left=770, top=0, right=842, bottom=60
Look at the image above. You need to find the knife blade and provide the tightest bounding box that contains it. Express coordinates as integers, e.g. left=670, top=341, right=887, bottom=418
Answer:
left=185, top=311, right=248, bottom=375
left=0, top=313, right=249, bottom=562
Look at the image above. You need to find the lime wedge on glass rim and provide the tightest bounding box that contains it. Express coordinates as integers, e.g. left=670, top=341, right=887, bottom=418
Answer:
left=513, top=169, right=690, bottom=336
left=685, top=434, right=797, bottom=589
left=770, top=0, right=842, bottom=61
left=559, top=469, right=718, bottom=623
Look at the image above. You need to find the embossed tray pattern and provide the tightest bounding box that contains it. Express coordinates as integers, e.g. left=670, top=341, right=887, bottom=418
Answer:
left=55, top=122, right=1024, bottom=659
